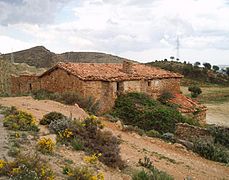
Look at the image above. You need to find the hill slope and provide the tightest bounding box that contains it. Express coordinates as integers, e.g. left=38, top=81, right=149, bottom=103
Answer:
left=2, top=46, right=130, bottom=68
left=147, top=60, right=229, bottom=86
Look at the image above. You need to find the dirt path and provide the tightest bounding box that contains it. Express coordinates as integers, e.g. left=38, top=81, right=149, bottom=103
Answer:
left=103, top=121, right=229, bottom=180
left=0, top=97, right=228, bottom=179
left=205, top=102, right=229, bottom=127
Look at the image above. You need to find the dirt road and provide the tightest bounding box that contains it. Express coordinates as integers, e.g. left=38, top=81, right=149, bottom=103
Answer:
left=0, top=96, right=228, bottom=179
left=205, top=102, right=229, bottom=127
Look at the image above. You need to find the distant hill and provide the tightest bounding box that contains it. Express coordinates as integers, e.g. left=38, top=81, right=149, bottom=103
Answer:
left=146, top=60, right=229, bottom=86
left=2, top=46, right=131, bottom=68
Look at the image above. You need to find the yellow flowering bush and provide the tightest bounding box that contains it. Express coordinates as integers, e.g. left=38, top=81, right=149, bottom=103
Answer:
left=3, top=109, right=39, bottom=132
left=0, top=160, right=6, bottom=169
left=63, top=165, right=104, bottom=180
left=59, top=129, right=73, bottom=139
left=84, top=153, right=102, bottom=164
left=0, top=154, right=54, bottom=179
left=37, top=137, right=55, bottom=154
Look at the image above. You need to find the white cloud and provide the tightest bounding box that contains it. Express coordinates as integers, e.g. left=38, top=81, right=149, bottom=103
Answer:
left=0, top=0, right=229, bottom=64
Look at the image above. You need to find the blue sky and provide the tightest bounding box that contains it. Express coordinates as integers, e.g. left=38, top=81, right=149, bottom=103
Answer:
left=0, top=0, right=229, bottom=65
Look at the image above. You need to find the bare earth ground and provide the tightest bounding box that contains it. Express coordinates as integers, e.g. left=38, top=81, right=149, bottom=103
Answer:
left=0, top=96, right=228, bottom=179
left=181, top=86, right=229, bottom=127
left=206, top=102, right=229, bottom=127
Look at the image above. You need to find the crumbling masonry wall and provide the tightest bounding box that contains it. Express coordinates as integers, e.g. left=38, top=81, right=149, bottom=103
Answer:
left=10, top=68, right=182, bottom=113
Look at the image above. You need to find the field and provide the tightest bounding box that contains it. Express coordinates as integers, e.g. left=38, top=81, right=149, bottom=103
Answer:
left=181, top=86, right=229, bottom=127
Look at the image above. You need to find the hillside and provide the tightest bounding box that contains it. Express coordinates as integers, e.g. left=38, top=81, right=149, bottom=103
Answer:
left=146, top=60, right=229, bottom=86
left=2, top=46, right=130, bottom=68
left=0, top=96, right=229, bottom=179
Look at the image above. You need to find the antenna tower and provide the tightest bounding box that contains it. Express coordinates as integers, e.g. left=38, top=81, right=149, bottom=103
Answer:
left=176, top=35, right=180, bottom=60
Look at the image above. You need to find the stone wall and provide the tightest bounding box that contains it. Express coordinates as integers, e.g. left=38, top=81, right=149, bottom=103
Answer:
left=11, top=75, right=39, bottom=94
left=10, top=68, right=182, bottom=114
left=175, top=123, right=214, bottom=142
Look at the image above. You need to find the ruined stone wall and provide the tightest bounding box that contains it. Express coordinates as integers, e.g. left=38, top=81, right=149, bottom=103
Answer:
left=11, top=75, right=39, bottom=94
left=122, top=81, right=141, bottom=93
left=39, top=69, right=116, bottom=114
left=139, top=78, right=181, bottom=99
left=39, top=68, right=84, bottom=94
left=175, top=123, right=214, bottom=142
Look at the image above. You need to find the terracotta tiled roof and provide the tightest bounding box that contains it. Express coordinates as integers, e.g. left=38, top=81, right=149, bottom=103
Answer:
left=170, top=94, right=207, bottom=113
left=39, top=62, right=183, bottom=81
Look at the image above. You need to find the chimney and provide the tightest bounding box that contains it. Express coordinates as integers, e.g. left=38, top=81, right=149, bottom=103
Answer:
left=122, top=60, right=133, bottom=74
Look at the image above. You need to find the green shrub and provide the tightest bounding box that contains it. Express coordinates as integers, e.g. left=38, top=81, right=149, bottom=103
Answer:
left=136, top=156, right=174, bottom=180
left=122, top=125, right=145, bottom=136
left=207, top=125, right=229, bottom=148
left=138, top=156, right=152, bottom=169
left=146, top=130, right=161, bottom=138
left=60, top=92, right=100, bottom=115
left=40, top=112, right=67, bottom=125
left=63, top=165, right=104, bottom=180
left=112, top=92, right=191, bottom=134
left=193, top=140, right=229, bottom=164
left=0, top=106, right=18, bottom=117
left=32, top=90, right=100, bottom=115
left=71, top=139, right=84, bottom=151
left=55, top=115, right=124, bottom=168
left=3, top=110, right=39, bottom=132
left=0, top=154, right=54, bottom=179
left=158, top=91, right=174, bottom=104
left=32, top=89, right=60, bottom=100
left=188, top=86, right=202, bottom=98
left=49, top=118, right=71, bottom=133
left=132, top=170, right=151, bottom=180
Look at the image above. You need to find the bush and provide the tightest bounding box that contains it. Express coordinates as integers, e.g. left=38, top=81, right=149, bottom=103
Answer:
left=32, top=89, right=60, bottom=101
left=55, top=115, right=124, bottom=168
left=37, top=137, right=55, bottom=154
left=0, top=106, right=18, bottom=117
left=132, top=170, right=151, bottom=180
left=49, top=118, right=71, bottom=134
left=0, top=154, right=54, bottom=179
left=60, top=92, right=100, bottom=115
left=193, top=140, right=229, bottom=164
left=71, top=139, right=84, bottom=151
left=3, top=110, right=39, bottom=132
left=188, top=86, right=202, bottom=98
left=207, top=125, right=229, bottom=148
left=40, top=112, right=67, bottom=125
left=146, top=130, right=161, bottom=138
left=32, top=90, right=100, bottom=115
left=112, top=92, right=192, bottom=134
left=158, top=91, right=174, bottom=104
left=136, top=156, right=174, bottom=180
left=63, top=165, right=104, bottom=180
left=122, top=125, right=145, bottom=136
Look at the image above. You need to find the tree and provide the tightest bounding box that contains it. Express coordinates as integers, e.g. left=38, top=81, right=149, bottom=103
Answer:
left=212, top=65, right=219, bottom=72
left=176, top=58, right=179, bottom=61
left=194, top=62, right=201, bottom=67
left=203, top=62, right=211, bottom=70
left=188, top=85, right=202, bottom=98
left=170, top=56, right=175, bottom=61
left=226, top=67, right=229, bottom=76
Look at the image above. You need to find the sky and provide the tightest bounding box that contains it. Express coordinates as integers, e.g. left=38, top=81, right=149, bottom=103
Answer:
left=0, top=0, right=229, bottom=65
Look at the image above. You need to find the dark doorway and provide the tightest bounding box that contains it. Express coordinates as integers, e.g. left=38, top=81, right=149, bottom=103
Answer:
left=29, top=83, right=32, bottom=91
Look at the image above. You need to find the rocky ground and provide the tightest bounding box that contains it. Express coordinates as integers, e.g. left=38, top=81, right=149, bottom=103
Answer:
left=0, top=96, right=228, bottom=180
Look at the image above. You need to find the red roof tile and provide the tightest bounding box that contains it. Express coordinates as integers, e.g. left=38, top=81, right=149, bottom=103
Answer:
left=170, top=94, right=207, bottom=113
left=39, top=62, right=183, bottom=81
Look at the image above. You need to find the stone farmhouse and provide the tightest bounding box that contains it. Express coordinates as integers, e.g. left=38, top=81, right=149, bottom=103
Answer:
left=11, top=61, right=206, bottom=123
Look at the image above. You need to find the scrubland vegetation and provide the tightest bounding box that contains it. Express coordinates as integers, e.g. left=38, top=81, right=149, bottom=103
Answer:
left=32, top=89, right=100, bottom=114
